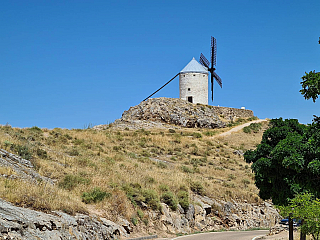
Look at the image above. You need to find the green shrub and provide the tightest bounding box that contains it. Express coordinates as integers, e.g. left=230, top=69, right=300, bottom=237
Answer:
left=243, top=123, right=262, bottom=134
left=137, top=209, right=144, bottom=219
left=157, top=162, right=167, bottom=169
left=204, top=131, right=217, bottom=136
left=142, top=189, right=161, bottom=210
left=242, top=179, right=250, bottom=186
left=168, top=129, right=176, bottom=133
left=227, top=174, right=236, bottom=181
left=4, top=140, right=12, bottom=149
left=36, top=148, right=48, bottom=159
left=159, top=184, right=169, bottom=192
left=247, top=116, right=259, bottom=121
left=145, top=176, right=155, bottom=184
left=190, top=181, right=205, bottom=196
left=72, top=138, right=85, bottom=145
left=29, top=126, right=42, bottom=132
left=81, top=187, right=110, bottom=204
left=181, top=165, right=194, bottom=173
left=141, top=150, right=151, bottom=157
left=161, top=191, right=177, bottom=211
left=59, top=174, right=91, bottom=190
left=66, top=148, right=80, bottom=156
left=192, top=132, right=202, bottom=138
left=243, top=126, right=251, bottom=133
left=131, top=217, right=138, bottom=226
left=10, top=144, right=32, bottom=160
left=142, top=218, right=149, bottom=226
left=123, top=183, right=144, bottom=207
left=177, top=190, right=189, bottom=210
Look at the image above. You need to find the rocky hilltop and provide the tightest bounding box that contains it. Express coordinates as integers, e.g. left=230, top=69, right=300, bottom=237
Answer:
left=95, top=98, right=254, bottom=130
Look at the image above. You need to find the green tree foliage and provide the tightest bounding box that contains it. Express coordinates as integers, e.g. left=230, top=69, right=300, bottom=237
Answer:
left=280, top=192, right=320, bottom=240
left=244, top=117, right=320, bottom=205
left=300, top=71, right=320, bottom=102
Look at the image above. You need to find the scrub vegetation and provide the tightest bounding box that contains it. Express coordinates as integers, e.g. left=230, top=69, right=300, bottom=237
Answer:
left=0, top=120, right=267, bottom=221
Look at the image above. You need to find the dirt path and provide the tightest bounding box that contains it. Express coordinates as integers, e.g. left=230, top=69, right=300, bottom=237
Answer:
left=217, top=119, right=268, bottom=137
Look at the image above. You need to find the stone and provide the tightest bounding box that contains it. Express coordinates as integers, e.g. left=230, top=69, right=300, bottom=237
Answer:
left=94, top=98, right=254, bottom=130
left=0, top=149, right=54, bottom=184
left=0, top=199, right=123, bottom=239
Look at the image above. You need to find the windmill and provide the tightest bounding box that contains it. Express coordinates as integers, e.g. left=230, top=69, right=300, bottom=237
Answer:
left=143, top=36, right=223, bottom=104
left=199, top=36, right=222, bottom=101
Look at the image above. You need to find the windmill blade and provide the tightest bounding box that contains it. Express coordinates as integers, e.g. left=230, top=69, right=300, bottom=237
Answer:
left=210, top=74, right=214, bottom=101
left=200, top=53, right=210, bottom=68
left=212, top=71, right=222, bottom=88
left=211, top=36, right=217, bottom=67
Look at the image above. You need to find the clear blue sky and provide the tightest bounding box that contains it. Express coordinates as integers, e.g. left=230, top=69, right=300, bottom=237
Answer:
left=1, top=0, right=319, bottom=129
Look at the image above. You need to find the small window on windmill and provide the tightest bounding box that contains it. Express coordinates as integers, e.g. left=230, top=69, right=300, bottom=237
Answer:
left=183, top=75, right=185, bottom=77
left=187, top=96, right=193, bottom=103
left=203, top=75, right=205, bottom=77
left=193, top=74, right=196, bottom=76
left=188, top=88, right=191, bottom=91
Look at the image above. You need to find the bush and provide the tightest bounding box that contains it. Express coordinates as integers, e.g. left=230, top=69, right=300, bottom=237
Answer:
left=29, top=126, right=42, bottom=132
left=59, top=174, right=91, bottom=190
left=181, top=165, right=194, bottom=173
left=131, top=217, right=138, bottom=226
left=161, top=191, right=177, bottom=211
left=81, top=187, right=110, bottom=204
left=36, top=148, right=48, bottom=159
left=157, top=162, right=167, bottom=169
left=10, top=144, right=32, bottom=160
left=66, top=148, right=80, bottom=156
left=192, top=132, right=202, bottom=138
left=137, top=209, right=144, bottom=219
left=124, top=183, right=161, bottom=210
left=190, top=181, right=205, bottom=196
left=177, top=190, right=189, bottom=210
left=142, top=189, right=161, bottom=211
left=159, top=184, right=169, bottom=192
left=204, top=131, right=217, bottom=136
left=243, top=123, right=262, bottom=134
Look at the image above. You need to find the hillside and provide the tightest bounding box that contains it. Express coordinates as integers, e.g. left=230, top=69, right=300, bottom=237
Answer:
left=0, top=100, right=280, bottom=239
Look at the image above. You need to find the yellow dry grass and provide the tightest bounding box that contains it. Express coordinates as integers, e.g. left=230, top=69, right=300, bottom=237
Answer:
left=0, top=120, right=268, bottom=217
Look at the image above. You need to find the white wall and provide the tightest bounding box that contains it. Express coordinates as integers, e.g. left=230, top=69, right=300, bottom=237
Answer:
left=179, top=72, right=208, bottom=105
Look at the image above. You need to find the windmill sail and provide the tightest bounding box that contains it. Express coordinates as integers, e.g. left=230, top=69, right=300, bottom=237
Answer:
left=199, top=36, right=222, bottom=101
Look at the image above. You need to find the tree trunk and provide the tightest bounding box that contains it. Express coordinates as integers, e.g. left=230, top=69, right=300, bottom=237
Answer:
left=289, top=214, right=294, bottom=240
left=300, top=219, right=306, bottom=240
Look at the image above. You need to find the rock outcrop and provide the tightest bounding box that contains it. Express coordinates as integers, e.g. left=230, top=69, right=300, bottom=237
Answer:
left=0, top=198, right=126, bottom=240
left=0, top=149, right=53, bottom=184
left=151, top=194, right=281, bottom=234
left=95, top=98, right=254, bottom=130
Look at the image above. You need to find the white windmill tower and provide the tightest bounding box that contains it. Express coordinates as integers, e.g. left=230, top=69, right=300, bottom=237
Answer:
left=179, top=57, right=209, bottom=104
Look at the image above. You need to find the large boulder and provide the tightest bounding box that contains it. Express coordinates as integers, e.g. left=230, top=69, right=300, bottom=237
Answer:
left=0, top=199, right=124, bottom=239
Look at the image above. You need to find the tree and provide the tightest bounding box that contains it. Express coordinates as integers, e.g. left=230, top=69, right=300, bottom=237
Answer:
left=300, top=71, right=320, bottom=102
left=244, top=117, right=320, bottom=206
left=280, top=192, right=320, bottom=240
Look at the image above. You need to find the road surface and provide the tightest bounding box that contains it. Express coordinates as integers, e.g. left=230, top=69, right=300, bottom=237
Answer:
left=171, top=230, right=269, bottom=240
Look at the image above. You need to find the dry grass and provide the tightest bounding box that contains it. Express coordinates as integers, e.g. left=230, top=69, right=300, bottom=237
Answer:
left=0, top=120, right=268, bottom=218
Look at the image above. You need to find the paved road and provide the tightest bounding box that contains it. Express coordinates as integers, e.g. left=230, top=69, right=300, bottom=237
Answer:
left=171, top=230, right=269, bottom=240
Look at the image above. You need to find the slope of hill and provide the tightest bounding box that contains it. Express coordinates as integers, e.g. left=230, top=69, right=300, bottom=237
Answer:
left=0, top=101, right=280, bottom=239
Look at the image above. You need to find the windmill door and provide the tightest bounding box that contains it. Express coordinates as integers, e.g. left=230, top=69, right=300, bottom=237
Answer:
left=187, top=96, right=193, bottom=103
